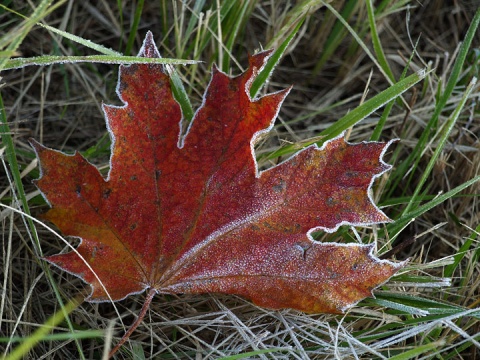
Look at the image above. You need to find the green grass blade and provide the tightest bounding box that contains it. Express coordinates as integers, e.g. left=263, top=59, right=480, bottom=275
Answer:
left=0, top=0, right=64, bottom=70
left=323, top=1, right=395, bottom=86
left=318, top=69, right=427, bottom=143
left=32, top=22, right=120, bottom=56
left=184, top=0, right=206, bottom=41
left=221, top=2, right=252, bottom=71
left=1, top=330, right=103, bottom=343
left=0, top=4, right=120, bottom=56
left=250, top=17, right=305, bottom=98
left=391, top=7, right=480, bottom=195
left=0, top=97, right=41, bottom=255
left=366, top=0, right=395, bottom=82
left=402, top=77, right=478, bottom=215
left=260, top=69, right=427, bottom=161
left=371, top=38, right=420, bottom=141
left=373, top=293, right=464, bottom=315
left=388, top=341, right=446, bottom=360
left=220, top=348, right=285, bottom=359
left=390, top=175, right=480, bottom=238
left=194, top=1, right=237, bottom=60
left=0, top=92, right=87, bottom=359
left=3, top=55, right=198, bottom=70
left=4, top=297, right=81, bottom=360
left=371, top=298, right=430, bottom=316
left=444, top=223, right=480, bottom=278
left=124, top=0, right=144, bottom=55
left=313, top=0, right=358, bottom=74
left=370, top=96, right=396, bottom=142
left=265, top=0, right=322, bottom=51
left=166, top=65, right=195, bottom=123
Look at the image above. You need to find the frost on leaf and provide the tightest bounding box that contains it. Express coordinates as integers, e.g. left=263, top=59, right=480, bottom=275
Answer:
left=32, top=31, right=402, bottom=314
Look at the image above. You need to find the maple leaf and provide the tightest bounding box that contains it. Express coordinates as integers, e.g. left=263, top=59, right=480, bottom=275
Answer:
left=32, top=32, right=402, bottom=318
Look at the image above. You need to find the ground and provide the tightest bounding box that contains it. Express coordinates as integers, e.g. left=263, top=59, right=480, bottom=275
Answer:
left=1, top=1, right=479, bottom=359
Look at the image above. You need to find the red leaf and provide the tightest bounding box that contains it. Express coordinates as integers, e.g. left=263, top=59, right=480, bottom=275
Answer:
left=32, top=32, right=402, bottom=314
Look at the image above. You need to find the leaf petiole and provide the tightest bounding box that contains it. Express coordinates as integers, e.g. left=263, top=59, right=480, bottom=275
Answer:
left=108, top=288, right=157, bottom=358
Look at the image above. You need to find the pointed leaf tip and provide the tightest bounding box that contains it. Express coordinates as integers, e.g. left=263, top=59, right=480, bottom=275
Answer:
left=28, top=137, right=42, bottom=152
left=246, top=50, right=273, bottom=79
left=138, top=31, right=160, bottom=58
left=249, top=49, right=274, bottom=68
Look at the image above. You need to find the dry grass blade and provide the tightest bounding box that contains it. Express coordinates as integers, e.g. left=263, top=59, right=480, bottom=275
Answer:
left=1, top=1, right=479, bottom=359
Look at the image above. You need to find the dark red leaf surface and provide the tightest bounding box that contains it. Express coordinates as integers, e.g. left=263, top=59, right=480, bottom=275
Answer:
left=32, top=32, right=402, bottom=313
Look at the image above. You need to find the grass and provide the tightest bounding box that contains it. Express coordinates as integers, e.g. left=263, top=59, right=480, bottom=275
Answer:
left=1, top=0, right=480, bottom=359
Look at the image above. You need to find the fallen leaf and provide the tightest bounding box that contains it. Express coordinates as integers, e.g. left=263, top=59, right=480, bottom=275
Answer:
left=32, top=32, right=402, bottom=315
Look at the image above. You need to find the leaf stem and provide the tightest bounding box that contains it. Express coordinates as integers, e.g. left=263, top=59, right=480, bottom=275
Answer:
left=108, top=288, right=157, bottom=358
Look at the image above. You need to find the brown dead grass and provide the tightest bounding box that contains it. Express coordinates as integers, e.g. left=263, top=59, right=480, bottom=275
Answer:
left=1, top=1, right=479, bottom=359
